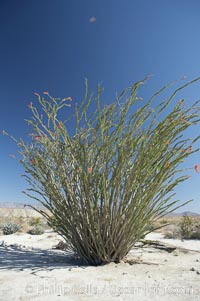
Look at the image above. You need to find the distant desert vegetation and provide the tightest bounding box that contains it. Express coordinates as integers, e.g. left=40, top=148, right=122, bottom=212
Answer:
left=0, top=205, right=50, bottom=235
left=0, top=205, right=200, bottom=240
left=0, top=207, right=41, bottom=218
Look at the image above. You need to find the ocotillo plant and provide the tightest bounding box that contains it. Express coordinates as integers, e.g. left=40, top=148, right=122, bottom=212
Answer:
left=4, top=77, right=200, bottom=265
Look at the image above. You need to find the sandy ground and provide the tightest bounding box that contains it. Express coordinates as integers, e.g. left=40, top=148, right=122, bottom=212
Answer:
left=0, top=231, right=200, bottom=301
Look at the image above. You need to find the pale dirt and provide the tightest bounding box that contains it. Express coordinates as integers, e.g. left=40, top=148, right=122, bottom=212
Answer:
left=0, top=231, right=200, bottom=301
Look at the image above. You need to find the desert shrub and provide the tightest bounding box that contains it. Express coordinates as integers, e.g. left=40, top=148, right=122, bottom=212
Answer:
left=191, top=223, right=200, bottom=239
left=28, top=225, right=45, bottom=235
left=164, top=217, right=200, bottom=239
left=159, top=218, right=169, bottom=225
left=147, top=223, right=157, bottom=232
left=5, top=77, right=200, bottom=265
left=179, top=215, right=193, bottom=238
left=29, top=217, right=42, bottom=226
left=182, top=220, right=200, bottom=239
left=164, top=230, right=180, bottom=239
left=1, top=222, right=21, bottom=235
left=190, top=230, right=200, bottom=239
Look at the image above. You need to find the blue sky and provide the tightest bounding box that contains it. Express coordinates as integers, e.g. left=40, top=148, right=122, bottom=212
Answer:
left=1, top=0, right=200, bottom=212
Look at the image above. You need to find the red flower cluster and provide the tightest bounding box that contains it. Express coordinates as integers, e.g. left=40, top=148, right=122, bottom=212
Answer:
left=34, top=135, right=41, bottom=141
left=30, top=159, right=36, bottom=165
left=181, top=147, right=192, bottom=153
left=58, top=122, right=63, bottom=129
left=165, top=162, right=170, bottom=168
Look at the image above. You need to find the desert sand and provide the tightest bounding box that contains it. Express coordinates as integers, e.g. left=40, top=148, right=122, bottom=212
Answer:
left=0, top=230, right=200, bottom=301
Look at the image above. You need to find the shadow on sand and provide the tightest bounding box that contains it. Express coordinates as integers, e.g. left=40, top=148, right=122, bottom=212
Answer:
left=0, top=244, right=87, bottom=272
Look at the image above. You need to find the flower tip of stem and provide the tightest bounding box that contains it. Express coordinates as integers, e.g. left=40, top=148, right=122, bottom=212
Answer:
left=146, top=74, right=154, bottom=80
left=34, top=135, right=41, bottom=141
left=181, top=75, right=187, bottom=80
left=195, top=164, right=199, bottom=173
left=88, top=167, right=93, bottom=173
left=28, top=102, right=33, bottom=109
